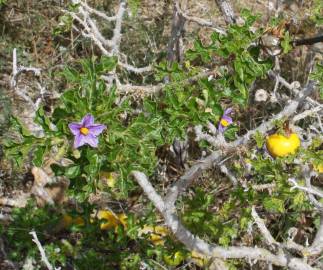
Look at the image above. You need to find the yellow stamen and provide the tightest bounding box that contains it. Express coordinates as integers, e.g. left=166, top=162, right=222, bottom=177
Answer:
left=220, top=119, right=230, bottom=127
left=80, top=127, right=89, bottom=135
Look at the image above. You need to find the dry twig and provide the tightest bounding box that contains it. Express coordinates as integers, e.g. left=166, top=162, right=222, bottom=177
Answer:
left=30, top=231, right=60, bottom=270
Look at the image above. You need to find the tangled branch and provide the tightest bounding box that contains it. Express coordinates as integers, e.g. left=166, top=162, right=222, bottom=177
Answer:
left=132, top=81, right=320, bottom=269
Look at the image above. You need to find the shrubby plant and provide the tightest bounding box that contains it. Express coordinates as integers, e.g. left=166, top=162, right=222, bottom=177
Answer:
left=1, top=1, right=322, bottom=269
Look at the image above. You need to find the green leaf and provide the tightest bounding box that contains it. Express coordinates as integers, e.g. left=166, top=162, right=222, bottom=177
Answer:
left=281, top=31, right=292, bottom=54
left=11, top=117, right=32, bottom=137
left=35, top=106, right=52, bottom=132
left=99, top=56, right=118, bottom=73
left=224, top=125, right=238, bottom=141
left=33, top=145, right=46, bottom=167
left=254, top=131, right=265, bottom=148
left=128, top=0, right=141, bottom=15
left=292, top=192, right=305, bottom=208
left=234, top=60, right=244, bottom=81
left=65, top=165, right=81, bottom=179
left=61, top=67, right=80, bottom=83
left=263, top=197, right=285, bottom=213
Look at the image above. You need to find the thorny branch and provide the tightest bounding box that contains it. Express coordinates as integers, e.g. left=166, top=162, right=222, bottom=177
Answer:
left=10, top=48, right=41, bottom=88
left=268, top=71, right=320, bottom=107
left=306, top=213, right=323, bottom=256
left=252, top=207, right=308, bottom=254
left=30, top=231, right=60, bottom=270
left=174, top=0, right=226, bottom=34
left=10, top=48, right=42, bottom=110
left=110, top=0, right=126, bottom=55
left=215, top=0, right=236, bottom=24
left=167, top=1, right=186, bottom=65
left=132, top=81, right=321, bottom=269
left=251, top=206, right=280, bottom=247
left=132, top=172, right=316, bottom=270
left=288, top=178, right=323, bottom=200
left=115, top=69, right=217, bottom=94
left=4, top=1, right=322, bottom=269
left=69, top=0, right=151, bottom=75
left=165, top=80, right=316, bottom=210
left=69, top=0, right=231, bottom=95
left=288, top=165, right=323, bottom=211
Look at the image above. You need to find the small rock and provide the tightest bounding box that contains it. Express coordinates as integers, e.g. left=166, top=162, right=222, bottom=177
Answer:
left=255, top=89, right=268, bottom=102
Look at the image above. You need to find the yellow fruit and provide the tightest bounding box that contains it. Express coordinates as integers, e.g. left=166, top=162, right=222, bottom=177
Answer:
left=266, top=133, right=300, bottom=157
left=163, top=251, right=185, bottom=266
left=97, top=210, right=127, bottom=230
left=139, top=225, right=169, bottom=245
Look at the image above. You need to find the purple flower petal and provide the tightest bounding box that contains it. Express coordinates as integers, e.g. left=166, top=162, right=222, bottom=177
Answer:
left=82, top=114, right=94, bottom=127
left=87, top=124, right=106, bottom=136
left=224, top=108, right=233, bottom=115
left=70, top=114, right=105, bottom=148
left=218, top=123, right=225, bottom=133
left=74, top=134, right=87, bottom=148
left=222, top=115, right=233, bottom=124
left=69, top=123, right=82, bottom=135
left=83, top=133, right=99, bottom=148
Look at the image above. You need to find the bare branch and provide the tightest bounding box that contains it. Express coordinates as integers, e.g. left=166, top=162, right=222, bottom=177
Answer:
left=194, top=125, right=227, bottom=148
left=219, top=164, right=238, bottom=186
left=69, top=1, right=126, bottom=55
left=167, top=2, right=186, bottom=64
left=132, top=171, right=316, bottom=270
left=69, top=13, right=111, bottom=55
left=306, top=213, right=323, bottom=256
left=252, top=183, right=276, bottom=191
left=118, top=61, right=153, bottom=74
left=86, top=14, right=112, bottom=47
left=30, top=231, right=60, bottom=270
left=132, top=171, right=166, bottom=212
left=232, top=81, right=316, bottom=147
left=114, top=69, right=216, bottom=94
left=175, top=0, right=226, bottom=35
left=0, top=192, right=29, bottom=208
left=111, top=1, right=126, bottom=54
left=80, top=2, right=117, bottom=21
left=288, top=178, right=323, bottom=199
left=251, top=206, right=279, bottom=247
left=10, top=48, right=41, bottom=88
left=268, top=71, right=319, bottom=107
left=214, top=0, right=236, bottom=25
left=292, top=105, right=323, bottom=123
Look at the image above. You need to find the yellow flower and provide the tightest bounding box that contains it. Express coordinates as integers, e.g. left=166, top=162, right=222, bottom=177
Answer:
left=139, top=225, right=169, bottom=245
left=191, top=251, right=209, bottom=267
left=96, top=210, right=127, bottom=231
left=62, top=214, right=85, bottom=227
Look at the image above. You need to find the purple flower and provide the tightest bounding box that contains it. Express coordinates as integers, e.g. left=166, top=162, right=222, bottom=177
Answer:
left=68, top=114, right=106, bottom=148
left=218, top=108, right=233, bottom=133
